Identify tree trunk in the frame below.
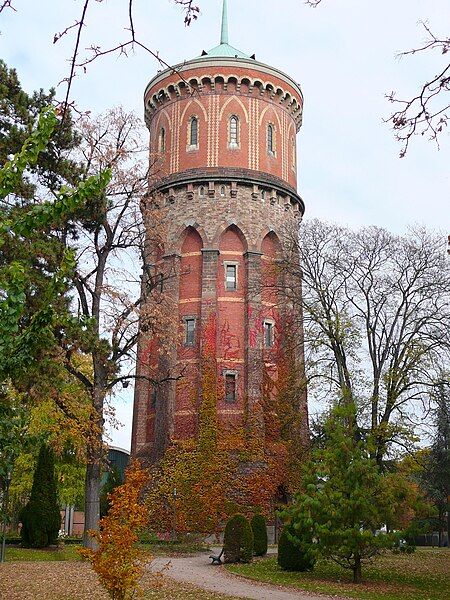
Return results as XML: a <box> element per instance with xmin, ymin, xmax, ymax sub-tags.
<box><xmin>353</xmin><ymin>555</ymin><xmax>362</xmax><ymax>583</ymax></box>
<box><xmin>447</xmin><ymin>499</ymin><xmax>450</xmax><ymax>547</ymax></box>
<box><xmin>83</xmin><ymin>381</ymin><xmax>106</xmax><ymax>549</ymax></box>
<box><xmin>83</xmin><ymin>459</ymin><xmax>101</xmax><ymax>548</ymax></box>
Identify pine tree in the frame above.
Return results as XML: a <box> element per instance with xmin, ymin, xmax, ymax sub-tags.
<box><xmin>20</xmin><ymin>444</ymin><xmax>61</xmax><ymax>547</ymax></box>
<box><xmin>281</xmin><ymin>403</ymin><xmax>394</xmax><ymax>583</ymax></box>
<box><xmin>422</xmin><ymin>381</ymin><xmax>450</xmax><ymax>546</ymax></box>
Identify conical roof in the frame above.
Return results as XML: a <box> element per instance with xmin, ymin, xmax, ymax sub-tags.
<box><xmin>200</xmin><ymin>0</ymin><xmax>252</xmax><ymax>59</ymax></box>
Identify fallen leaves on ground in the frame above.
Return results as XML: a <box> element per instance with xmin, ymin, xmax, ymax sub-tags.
<box><xmin>0</xmin><ymin>560</ymin><xmax>238</xmax><ymax>600</ymax></box>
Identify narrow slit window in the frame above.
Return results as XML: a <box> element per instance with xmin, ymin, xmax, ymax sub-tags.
<box><xmin>229</xmin><ymin>115</ymin><xmax>239</xmax><ymax>147</ymax></box>
<box><xmin>190</xmin><ymin>117</ymin><xmax>198</xmax><ymax>146</ymax></box>
<box><xmin>220</xmin><ymin>185</ymin><xmax>226</xmax><ymax>196</ymax></box>
<box><xmin>151</xmin><ymin>386</ymin><xmax>157</xmax><ymax>408</ymax></box>
<box><xmin>185</xmin><ymin>318</ymin><xmax>196</xmax><ymax>345</ymax></box>
<box><xmin>225</xmin><ymin>264</ymin><xmax>237</xmax><ymax>291</ymax></box>
<box><xmin>159</xmin><ymin>127</ymin><xmax>166</xmax><ymax>152</ymax></box>
<box><xmin>267</xmin><ymin>124</ymin><xmax>274</xmax><ymax>154</ymax></box>
<box><xmin>225</xmin><ymin>373</ymin><xmax>237</xmax><ymax>403</ymax></box>
<box><xmin>263</xmin><ymin>321</ymin><xmax>274</xmax><ymax>348</ymax></box>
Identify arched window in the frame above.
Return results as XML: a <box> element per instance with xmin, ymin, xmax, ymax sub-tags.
<box><xmin>190</xmin><ymin>117</ymin><xmax>198</xmax><ymax>147</ymax></box>
<box><xmin>267</xmin><ymin>124</ymin><xmax>274</xmax><ymax>154</ymax></box>
<box><xmin>229</xmin><ymin>115</ymin><xmax>239</xmax><ymax>147</ymax></box>
<box><xmin>159</xmin><ymin>127</ymin><xmax>166</xmax><ymax>153</ymax></box>
<box><xmin>199</xmin><ymin>185</ymin><xmax>205</xmax><ymax>197</ymax></box>
<box><xmin>220</xmin><ymin>185</ymin><xmax>226</xmax><ymax>196</ymax></box>
<box><xmin>261</xmin><ymin>190</ymin><xmax>266</xmax><ymax>200</ymax></box>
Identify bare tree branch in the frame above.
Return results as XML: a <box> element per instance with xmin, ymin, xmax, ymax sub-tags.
<box><xmin>0</xmin><ymin>0</ymin><xmax>16</xmax><ymax>12</ymax></box>
<box><xmin>386</xmin><ymin>23</ymin><xmax>450</xmax><ymax>157</ymax></box>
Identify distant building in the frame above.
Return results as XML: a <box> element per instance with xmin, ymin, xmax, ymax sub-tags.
<box><xmin>61</xmin><ymin>446</ymin><xmax>130</xmax><ymax>537</ymax></box>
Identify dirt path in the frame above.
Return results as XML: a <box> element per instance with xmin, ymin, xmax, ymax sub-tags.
<box><xmin>151</xmin><ymin>553</ymin><xmax>347</xmax><ymax>600</ymax></box>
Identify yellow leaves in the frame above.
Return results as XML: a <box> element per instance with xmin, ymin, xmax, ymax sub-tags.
<box><xmin>80</xmin><ymin>460</ymin><xmax>153</xmax><ymax>600</ymax></box>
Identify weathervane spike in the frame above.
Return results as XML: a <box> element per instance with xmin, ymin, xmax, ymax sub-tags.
<box><xmin>220</xmin><ymin>0</ymin><xmax>229</xmax><ymax>45</ymax></box>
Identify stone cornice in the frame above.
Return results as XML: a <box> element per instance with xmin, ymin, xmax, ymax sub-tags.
<box><xmin>149</xmin><ymin>167</ymin><xmax>305</xmax><ymax>215</ymax></box>
<box><xmin>145</xmin><ymin>56</ymin><xmax>303</xmax><ymax>102</ymax></box>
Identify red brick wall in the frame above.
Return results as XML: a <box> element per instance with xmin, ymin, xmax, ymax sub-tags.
<box><xmin>146</xmin><ymin>64</ymin><xmax>301</xmax><ymax>190</ymax></box>
<box><xmin>132</xmin><ymin>55</ymin><xmax>308</xmax><ymax>460</ymax></box>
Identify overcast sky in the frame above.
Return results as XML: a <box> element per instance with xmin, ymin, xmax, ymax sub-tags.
<box><xmin>2</xmin><ymin>0</ymin><xmax>449</xmax><ymax>449</ymax></box>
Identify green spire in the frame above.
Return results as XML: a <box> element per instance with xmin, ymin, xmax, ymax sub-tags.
<box><xmin>220</xmin><ymin>0</ymin><xmax>229</xmax><ymax>45</ymax></box>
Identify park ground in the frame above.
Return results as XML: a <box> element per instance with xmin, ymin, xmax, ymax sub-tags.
<box><xmin>0</xmin><ymin>545</ymin><xmax>449</xmax><ymax>600</ymax></box>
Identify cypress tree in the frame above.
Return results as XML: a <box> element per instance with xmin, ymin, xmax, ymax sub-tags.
<box><xmin>20</xmin><ymin>444</ymin><xmax>61</xmax><ymax>547</ymax></box>
<box><xmin>223</xmin><ymin>514</ymin><xmax>253</xmax><ymax>563</ymax></box>
<box><xmin>251</xmin><ymin>513</ymin><xmax>268</xmax><ymax>556</ymax></box>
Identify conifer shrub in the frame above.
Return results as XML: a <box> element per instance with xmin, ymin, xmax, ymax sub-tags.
<box><xmin>20</xmin><ymin>445</ymin><xmax>61</xmax><ymax>548</ymax></box>
<box><xmin>223</xmin><ymin>514</ymin><xmax>254</xmax><ymax>563</ymax></box>
<box><xmin>251</xmin><ymin>513</ymin><xmax>268</xmax><ymax>556</ymax></box>
<box><xmin>277</xmin><ymin>527</ymin><xmax>316</xmax><ymax>572</ymax></box>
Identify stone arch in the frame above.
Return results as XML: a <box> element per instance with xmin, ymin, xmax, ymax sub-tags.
<box><xmin>219</xmin><ymin>95</ymin><xmax>249</xmax><ymax>122</ymax></box>
<box><xmin>181</xmin><ymin>226</ymin><xmax>204</xmax><ymax>253</ymax></box>
<box><xmin>154</xmin><ymin>108</ymin><xmax>172</xmax><ymax>131</ymax></box>
<box><xmin>172</xmin><ymin>222</ymin><xmax>208</xmax><ymax>253</ymax></box>
<box><xmin>212</xmin><ymin>222</ymin><xmax>248</xmax><ymax>251</ymax></box>
<box><xmin>258</xmin><ymin>104</ymin><xmax>282</xmax><ymax>131</ymax></box>
<box><xmin>240</xmin><ymin>77</ymin><xmax>251</xmax><ymax>94</ymax></box>
<box><xmin>261</xmin><ymin>230</ymin><xmax>282</xmax><ymax>258</ymax></box>
<box><xmin>179</xmin><ymin>227</ymin><xmax>203</xmax><ymax>305</ymax></box>
<box><xmin>200</xmin><ymin>76</ymin><xmax>212</xmax><ymax>92</ymax></box>
<box><xmin>253</xmin><ymin>80</ymin><xmax>264</xmax><ymax>96</ymax></box>
<box><xmin>179</xmin><ymin>97</ymin><xmax>208</xmax><ymax>124</ymax></box>
<box><xmin>226</xmin><ymin>75</ymin><xmax>239</xmax><ymax>93</ymax></box>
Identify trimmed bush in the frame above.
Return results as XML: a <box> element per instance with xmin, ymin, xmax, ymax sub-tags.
<box><xmin>277</xmin><ymin>527</ymin><xmax>316</xmax><ymax>572</ymax></box>
<box><xmin>223</xmin><ymin>514</ymin><xmax>254</xmax><ymax>563</ymax></box>
<box><xmin>251</xmin><ymin>514</ymin><xmax>268</xmax><ymax>556</ymax></box>
<box><xmin>20</xmin><ymin>445</ymin><xmax>61</xmax><ymax>548</ymax></box>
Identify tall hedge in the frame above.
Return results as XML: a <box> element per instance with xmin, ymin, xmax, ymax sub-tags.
<box><xmin>277</xmin><ymin>527</ymin><xmax>316</xmax><ymax>572</ymax></box>
<box><xmin>223</xmin><ymin>514</ymin><xmax>254</xmax><ymax>563</ymax></box>
<box><xmin>251</xmin><ymin>514</ymin><xmax>268</xmax><ymax>556</ymax></box>
<box><xmin>20</xmin><ymin>445</ymin><xmax>61</xmax><ymax>548</ymax></box>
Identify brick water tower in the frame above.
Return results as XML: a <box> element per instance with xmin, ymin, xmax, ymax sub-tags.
<box><xmin>132</xmin><ymin>0</ymin><xmax>308</xmax><ymax>466</ymax></box>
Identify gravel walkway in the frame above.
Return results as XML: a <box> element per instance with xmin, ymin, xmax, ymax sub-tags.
<box><xmin>151</xmin><ymin>553</ymin><xmax>347</xmax><ymax>600</ymax></box>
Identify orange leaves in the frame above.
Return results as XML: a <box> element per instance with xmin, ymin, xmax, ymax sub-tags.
<box><xmin>80</xmin><ymin>460</ymin><xmax>152</xmax><ymax>600</ymax></box>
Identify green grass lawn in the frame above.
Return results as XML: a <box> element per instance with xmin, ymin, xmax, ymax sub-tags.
<box><xmin>226</xmin><ymin>547</ymin><xmax>450</xmax><ymax>600</ymax></box>
<box><xmin>5</xmin><ymin>544</ymin><xmax>82</xmax><ymax>561</ymax></box>
<box><xmin>4</xmin><ymin>540</ymin><xmax>209</xmax><ymax>562</ymax></box>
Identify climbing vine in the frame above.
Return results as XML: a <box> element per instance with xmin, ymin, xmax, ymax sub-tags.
<box><xmin>146</xmin><ymin>312</ymin><xmax>307</xmax><ymax>536</ymax></box>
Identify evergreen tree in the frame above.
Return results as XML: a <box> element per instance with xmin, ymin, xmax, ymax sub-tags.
<box><xmin>20</xmin><ymin>444</ymin><xmax>61</xmax><ymax>547</ymax></box>
<box><xmin>277</xmin><ymin>527</ymin><xmax>316</xmax><ymax>572</ymax></box>
<box><xmin>223</xmin><ymin>514</ymin><xmax>253</xmax><ymax>563</ymax></box>
<box><xmin>421</xmin><ymin>381</ymin><xmax>450</xmax><ymax>546</ymax></box>
<box><xmin>251</xmin><ymin>513</ymin><xmax>268</xmax><ymax>556</ymax></box>
<box><xmin>281</xmin><ymin>403</ymin><xmax>394</xmax><ymax>583</ymax></box>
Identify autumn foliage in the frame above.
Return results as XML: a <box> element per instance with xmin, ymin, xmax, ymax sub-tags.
<box><xmin>80</xmin><ymin>460</ymin><xmax>151</xmax><ymax>600</ymax></box>
<box><xmin>146</xmin><ymin>310</ymin><xmax>307</xmax><ymax>536</ymax></box>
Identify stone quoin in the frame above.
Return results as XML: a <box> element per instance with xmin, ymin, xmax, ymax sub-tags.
<box><xmin>131</xmin><ymin>0</ymin><xmax>309</xmax><ymax>469</ymax></box>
